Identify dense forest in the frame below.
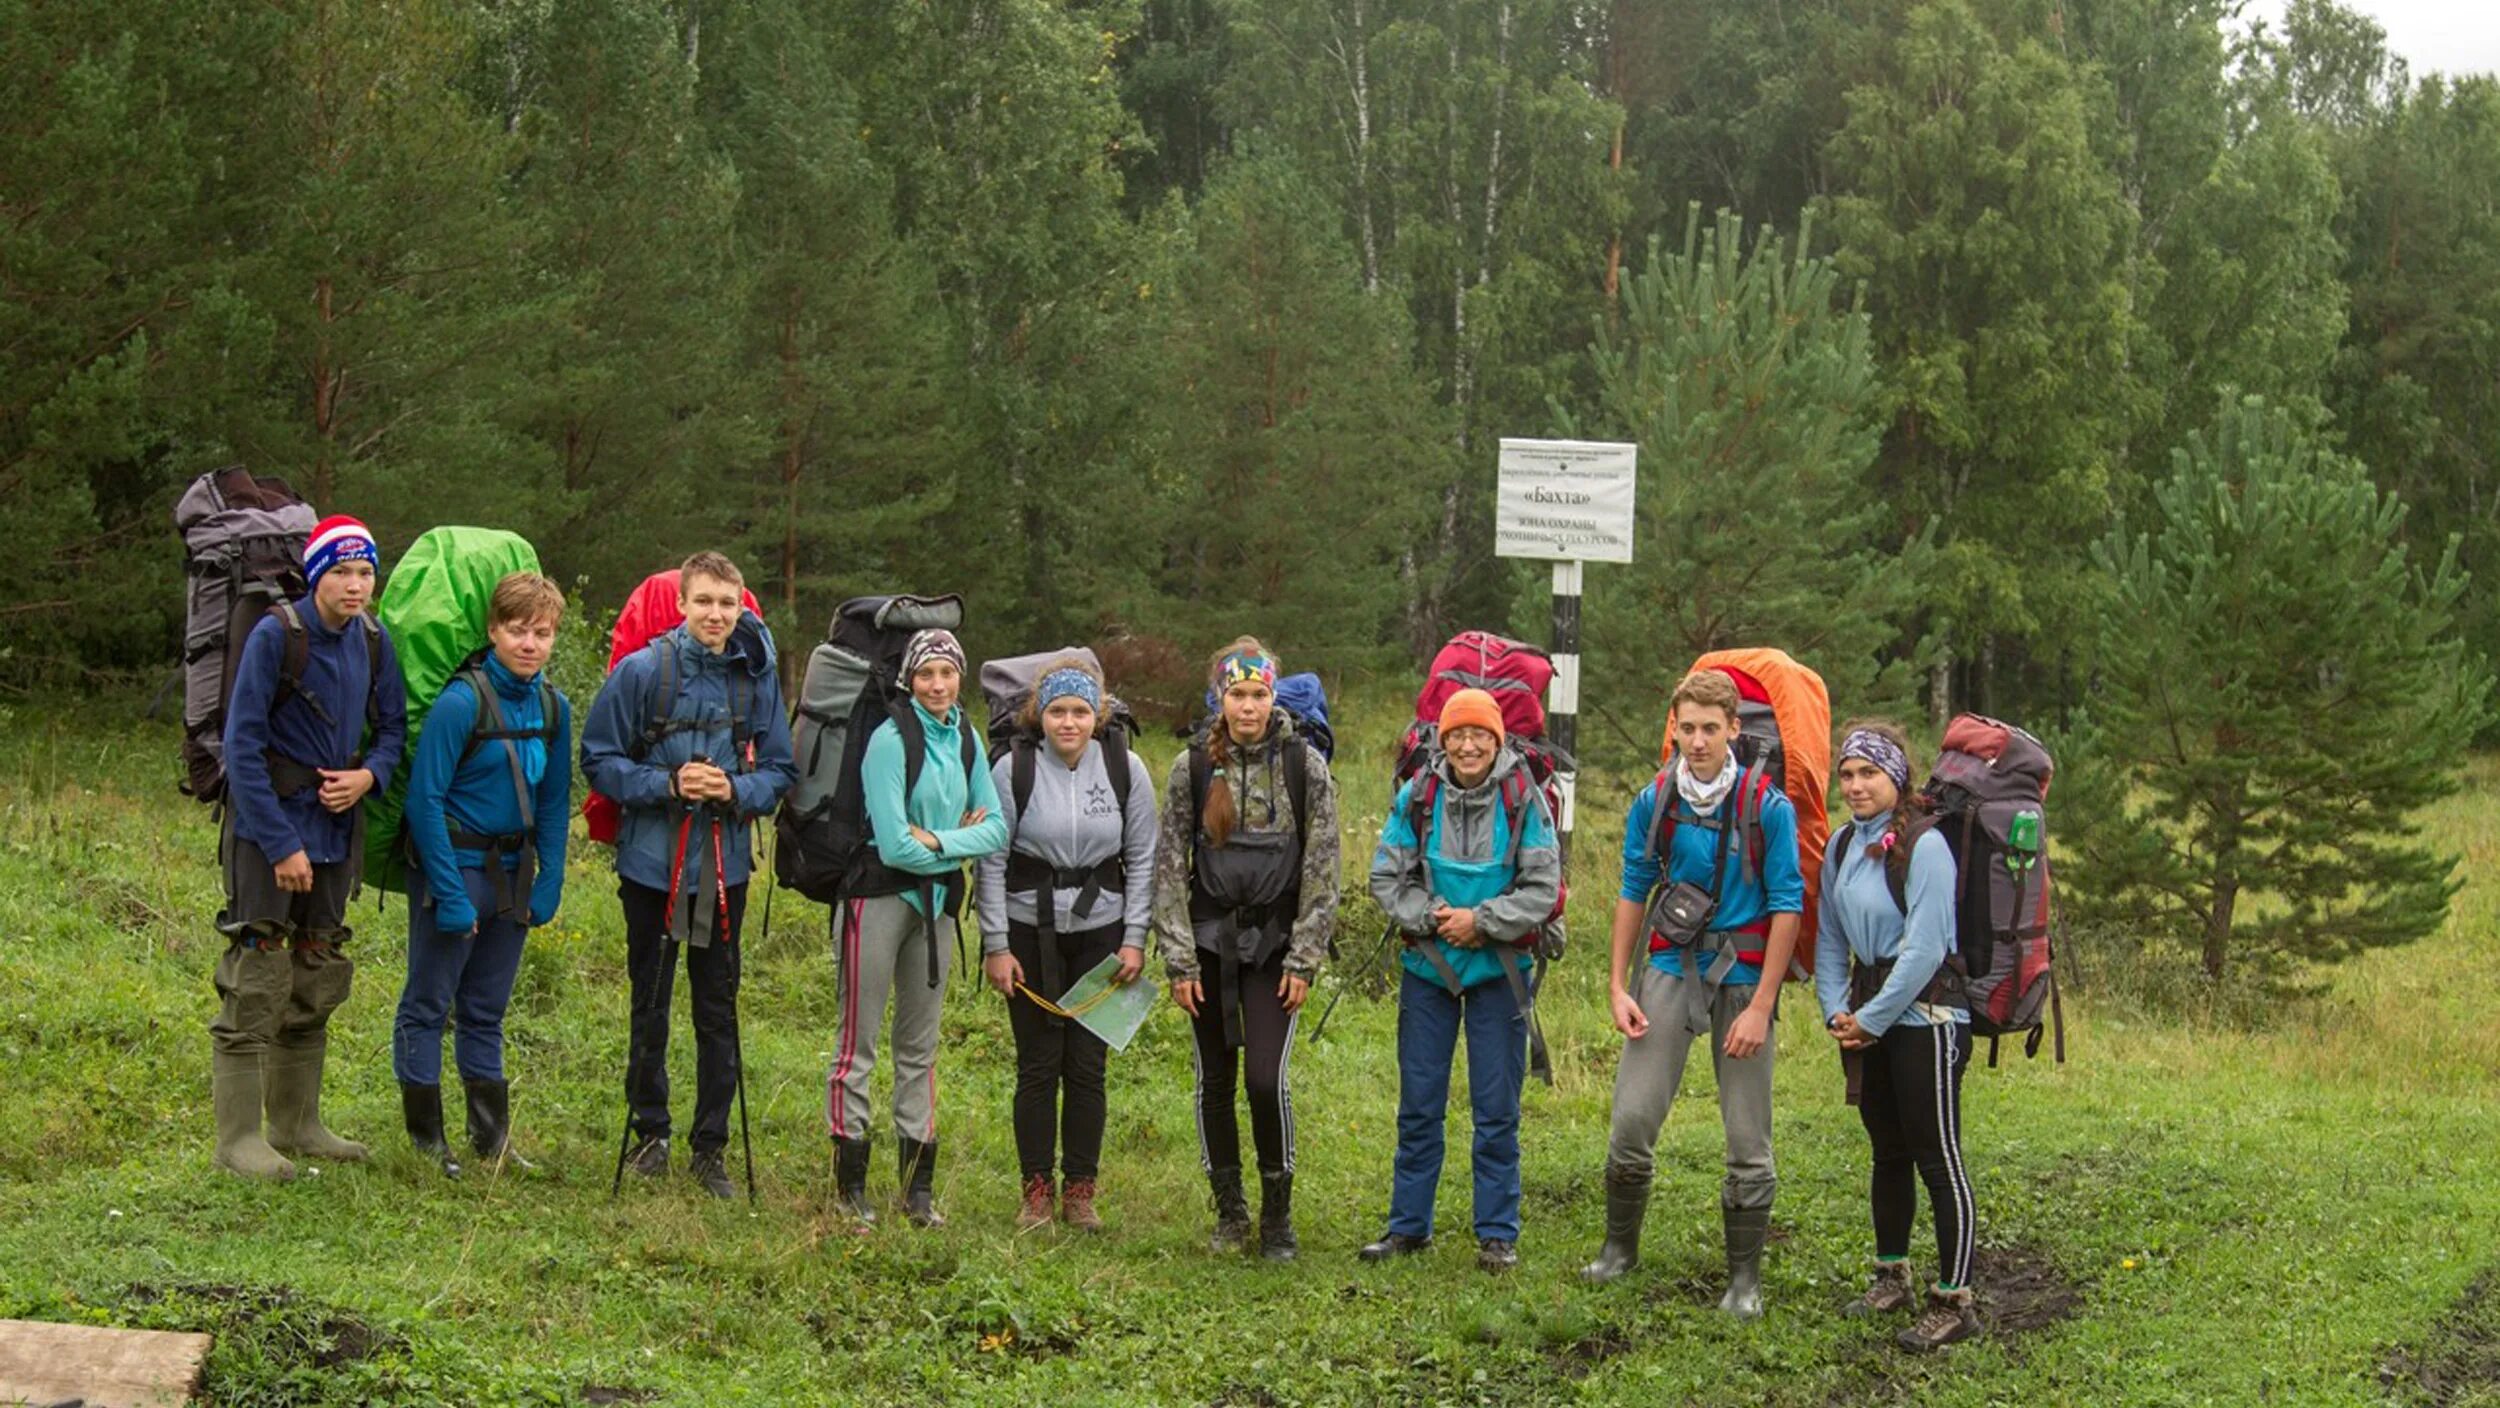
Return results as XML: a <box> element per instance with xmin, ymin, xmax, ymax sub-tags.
<box><xmin>6</xmin><ymin>0</ymin><xmax>2496</xmax><ymax>741</ymax></box>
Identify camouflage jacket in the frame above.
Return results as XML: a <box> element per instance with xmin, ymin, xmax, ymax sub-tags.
<box><xmin>1152</xmin><ymin>713</ymin><xmax>1339</xmax><ymax>980</ymax></box>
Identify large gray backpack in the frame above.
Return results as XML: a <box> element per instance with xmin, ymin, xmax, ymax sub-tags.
<box><xmin>174</xmin><ymin>467</ymin><xmax>319</xmax><ymax>803</ymax></box>
<box><xmin>773</xmin><ymin>594</ymin><xmax>968</xmax><ymax>905</ymax></box>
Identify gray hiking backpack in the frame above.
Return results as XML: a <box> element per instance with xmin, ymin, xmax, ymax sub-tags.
<box><xmin>175</xmin><ymin>467</ymin><xmax>319</xmax><ymax>803</ymax></box>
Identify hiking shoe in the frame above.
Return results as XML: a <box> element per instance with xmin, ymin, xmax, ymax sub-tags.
<box><xmin>1477</xmin><ymin>1239</ymin><xmax>1519</xmax><ymax>1274</ymax></box>
<box><xmin>1898</xmin><ymin>1286</ymin><xmax>1981</xmax><ymax>1351</ymax></box>
<box><xmin>627</xmin><ymin>1134</ymin><xmax>670</xmax><ymax>1180</ymax></box>
<box><xmin>1208</xmin><ymin>1169</ymin><xmax>1252</xmax><ymax>1254</ymax></box>
<box><xmin>1016</xmin><ymin>1174</ymin><xmax>1056</xmax><ymax>1231</ymax></box>
<box><xmin>1358</xmin><ymin>1233</ymin><xmax>1432</xmax><ymax>1263</ymax></box>
<box><xmin>689</xmin><ymin>1149</ymin><xmax>735</xmax><ymax>1200</ymax></box>
<box><xmin>1848</xmin><ymin>1260</ymin><xmax>1916</xmax><ymax>1317</ymax></box>
<box><xmin>1060</xmin><ymin>1179</ymin><xmax>1102</xmax><ymax>1233</ymax></box>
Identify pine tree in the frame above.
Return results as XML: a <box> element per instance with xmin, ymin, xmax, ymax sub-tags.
<box><xmin>1559</xmin><ymin>207</ymin><xmax>1921</xmax><ymax>757</ymax></box>
<box><xmin>2067</xmin><ymin>396</ymin><xmax>2491</xmax><ymax>982</ymax></box>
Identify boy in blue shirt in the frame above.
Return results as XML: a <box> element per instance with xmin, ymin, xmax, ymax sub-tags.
<box><xmin>212</xmin><ymin>514</ymin><xmax>408</xmax><ymax>1180</ymax></box>
<box><xmin>1581</xmin><ymin>669</ymin><xmax>1802</xmax><ymax>1317</ymax></box>
<box><xmin>580</xmin><ymin>552</ymin><xmax>796</xmax><ymax>1198</ymax></box>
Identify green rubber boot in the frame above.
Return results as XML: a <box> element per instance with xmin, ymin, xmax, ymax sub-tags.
<box><xmin>264</xmin><ymin>1036</ymin><xmax>369</xmax><ymax>1163</ymax></box>
<box><xmin>213</xmin><ymin>1051</ymin><xmax>296</xmax><ymax>1181</ymax></box>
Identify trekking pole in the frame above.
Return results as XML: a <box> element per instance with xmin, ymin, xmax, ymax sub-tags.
<box><xmin>1308</xmin><ymin>920</ymin><xmax>1399</xmax><ymax>1045</ymax></box>
<box><xmin>734</xmin><ymin>1011</ymin><xmax>757</xmax><ymax>1205</ymax></box>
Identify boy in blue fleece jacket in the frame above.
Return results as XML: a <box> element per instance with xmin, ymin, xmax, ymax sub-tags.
<box><xmin>1581</xmin><ymin>668</ymin><xmax>1802</xmax><ymax>1320</ymax></box>
<box><xmin>580</xmin><ymin>552</ymin><xmax>796</xmax><ymax>1198</ymax></box>
<box><xmin>393</xmin><ymin>571</ymin><xmax>573</xmax><ymax>1176</ymax></box>
<box><xmin>211</xmin><ymin>514</ymin><xmax>408</xmax><ymax>1181</ymax></box>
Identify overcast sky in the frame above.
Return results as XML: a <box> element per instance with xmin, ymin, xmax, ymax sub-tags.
<box><xmin>2241</xmin><ymin>0</ymin><xmax>2500</xmax><ymax>79</ymax></box>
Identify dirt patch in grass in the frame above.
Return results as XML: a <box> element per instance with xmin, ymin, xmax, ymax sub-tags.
<box><xmin>1973</xmin><ymin>1242</ymin><xmax>2085</xmax><ymax>1338</ymax></box>
<box><xmin>582</xmin><ymin>1386</ymin><xmax>659</xmax><ymax>1405</ymax></box>
<box><xmin>127</xmin><ymin>1280</ymin><xmax>403</xmax><ymax>1369</ymax></box>
<box><xmin>2382</xmin><ymin>1269</ymin><xmax>2500</xmax><ymax>1406</ymax></box>
<box><xmin>1548</xmin><ymin>1324</ymin><xmax>1635</xmax><ymax>1380</ymax></box>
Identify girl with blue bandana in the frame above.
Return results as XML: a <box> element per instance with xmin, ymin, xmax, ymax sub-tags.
<box><xmin>1816</xmin><ymin>718</ymin><xmax>1981</xmax><ymax>1351</ymax></box>
<box><xmin>973</xmin><ymin>656</ymin><xmax>1157</xmax><ymax>1232</ymax></box>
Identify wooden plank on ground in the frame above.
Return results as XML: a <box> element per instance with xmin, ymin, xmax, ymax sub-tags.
<box><xmin>0</xmin><ymin>1319</ymin><xmax>212</xmax><ymax>1408</ymax></box>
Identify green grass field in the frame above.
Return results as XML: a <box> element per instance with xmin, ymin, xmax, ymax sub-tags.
<box><xmin>3</xmin><ymin>698</ymin><xmax>2494</xmax><ymax>1406</ymax></box>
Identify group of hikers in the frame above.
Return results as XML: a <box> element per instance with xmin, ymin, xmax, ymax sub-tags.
<box><xmin>186</xmin><ymin>491</ymin><xmax>2055</xmax><ymax>1354</ymax></box>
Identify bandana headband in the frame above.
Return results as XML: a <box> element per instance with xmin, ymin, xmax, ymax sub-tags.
<box><xmin>1216</xmin><ymin>651</ymin><xmax>1276</xmax><ymax>694</ymax></box>
<box><xmin>1840</xmin><ymin>729</ymin><xmax>1910</xmax><ymax>794</ymax></box>
<box><xmin>1036</xmin><ymin>668</ymin><xmax>1102</xmax><ymax>715</ymax></box>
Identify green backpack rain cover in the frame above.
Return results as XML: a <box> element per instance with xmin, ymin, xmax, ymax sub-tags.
<box><xmin>365</xmin><ymin>526</ymin><xmax>544</xmax><ymax>893</ymax></box>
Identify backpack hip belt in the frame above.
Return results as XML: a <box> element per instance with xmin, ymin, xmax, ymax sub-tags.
<box><xmin>445</xmin><ymin>827</ymin><xmax>534</xmax><ymax>922</ymax></box>
<box><xmin>261</xmin><ymin>749</ymin><xmax>334</xmax><ymax>800</ymax></box>
<box><xmin>1202</xmin><ymin>902</ymin><xmax>1286</xmax><ymax>1051</ymax></box>
<box><xmin>1004</xmin><ymin>852</ymin><xmax>1124</xmax><ymax>1013</ymax></box>
<box><xmin>1847</xmin><ymin>955</ymin><xmax>1967</xmax><ymax>1015</ymax></box>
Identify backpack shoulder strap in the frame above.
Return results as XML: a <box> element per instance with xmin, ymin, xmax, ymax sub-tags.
<box><xmin>893</xmin><ymin>699</ymin><xmax>931</xmax><ymax>803</ymax></box>
<box><xmin>1188</xmin><ymin>736</ymin><xmax>1213</xmax><ymax>835</ymax></box>
<box><xmin>360</xmin><ymin>612</ymin><xmax>382</xmax><ymax>731</ymax></box>
<box><xmin>1499</xmin><ymin>769</ymin><xmax>1532</xmax><ymax>871</ymax></box>
<box><xmin>728</xmin><ymin>668</ymin><xmax>755</xmax><ymax>772</ymax></box>
<box><xmin>1284</xmin><ymin>733</ymin><xmax>1310</xmax><ymax>842</ymax></box>
<box><xmin>637</xmin><ymin>640</ymin><xmax>678</xmax><ymax>753</ymax></box>
<box><xmin>1104</xmin><ymin>726</ymin><xmax>1134</xmax><ymax>834</ymax></box>
<box><xmin>958</xmin><ymin>717</ymin><xmax>978</xmax><ymax>788</ymax></box>
<box><xmin>1407</xmin><ymin>773</ymin><xmax>1440</xmax><ymax>850</ymax></box>
<box><xmin>1011</xmin><ymin>736</ymin><xmax>1038</xmax><ymax>823</ymax></box>
<box><xmin>1646</xmin><ymin>769</ymin><xmax>1675</xmax><ymax>872</ymax></box>
<box><xmin>274</xmin><ymin>602</ymin><xmax>310</xmax><ymax>703</ymax></box>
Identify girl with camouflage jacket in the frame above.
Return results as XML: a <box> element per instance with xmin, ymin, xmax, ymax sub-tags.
<box><xmin>1152</xmin><ymin>637</ymin><xmax>1339</xmax><ymax>1262</ymax></box>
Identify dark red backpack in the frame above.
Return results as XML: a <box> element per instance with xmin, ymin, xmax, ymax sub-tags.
<box><xmin>1923</xmin><ymin>714</ymin><xmax>2063</xmax><ymax>1065</ymax></box>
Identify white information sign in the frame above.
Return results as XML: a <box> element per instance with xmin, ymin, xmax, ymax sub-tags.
<box><xmin>1494</xmin><ymin>438</ymin><xmax>1639</xmax><ymax>563</ymax></box>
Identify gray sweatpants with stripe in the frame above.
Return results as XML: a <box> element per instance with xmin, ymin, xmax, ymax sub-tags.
<box><xmin>1604</xmin><ymin>963</ymin><xmax>1778</xmax><ymax>1210</ymax></box>
<box><xmin>825</xmin><ymin>893</ymin><xmax>956</xmax><ymax>1144</ymax></box>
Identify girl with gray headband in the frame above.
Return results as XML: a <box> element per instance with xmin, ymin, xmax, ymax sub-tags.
<box><xmin>1814</xmin><ymin>719</ymin><xmax>1983</xmax><ymax>1351</ymax></box>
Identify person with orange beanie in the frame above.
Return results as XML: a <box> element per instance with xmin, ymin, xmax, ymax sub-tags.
<box><xmin>1360</xmin><ymin>688</ymin><xmax>1560</xmax><ymax>1272</ymax></box>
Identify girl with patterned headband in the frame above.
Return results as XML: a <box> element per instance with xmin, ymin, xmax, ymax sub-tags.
<box><xmin>1150</xmin><ymin>635</ymin><xmax>1340</xmax><ymax>1263</ymax></box>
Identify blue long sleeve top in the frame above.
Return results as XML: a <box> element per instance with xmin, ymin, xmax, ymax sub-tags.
<box><xmin>861</xmin><ymin>698</ymin><xmax>1009</xmax><ymax>915</ymax></box>
<box><xmin>578</xmin><ymin>618</ymin><xmax>796</xmax><ymax>893</ymax></box>
<box><xmin>221</xmin><ymin>600</ymin><xmax>408</xmax><ymax>865</ymax></box>
<box><xmin>1616</xmin><ymin>766</ymin><xmax>1803</xmax><ymax>986</ymax></box>
<box><xmin>1814</xmin><ymin>816</ymin><xmax>1965</xmax><ymax>1036</ymax></box>
<box><xmin>405</xmin><ymin>653</ymin><xmax>573</xmax><ymax>932</ymax></box>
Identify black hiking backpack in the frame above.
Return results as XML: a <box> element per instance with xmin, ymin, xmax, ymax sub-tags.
<box><xmin>774</xmin><ymin>594</ymin><xmax>973</xmax><ymax>906</ymax></box>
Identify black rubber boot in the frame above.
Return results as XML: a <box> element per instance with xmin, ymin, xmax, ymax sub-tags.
<box><xmin>400</xmin><ymin>1081</ymin><xmax>460</xmax><ymax>1179</ymax></box>
<box><xmin>1581</xmin><ymin>1166</ymin><xmax>1649</xmax><ymax>1284</ymax></box>
<box><xmin>898</xmin><ymin>1136</ymin><xmax>944</xmax><ymax>1227</ymax></box>
<box><xmin>462</xmin><ymin>1076</ymin><xmax>518</xmax><ymax>1167</ymax></box>
<box><xmin>1257</xmin><ymin>1173</ymin><xmax>1298</xmax><ymax>1263</ymax></box>
<box><xmin>1718</xmin><ymin>1204</ymin><xmax>1771</xmax><ymax>1320</ymax></box>
<box><xmin>833</xmin><ymin>1135</ymin><xmax>877</xmax><ymax>1227</ymax></box>
<box><xmin>1208</xmin><ymin>1168</ymin><xmax>1252</xmax><ymax>1254</ymax></box>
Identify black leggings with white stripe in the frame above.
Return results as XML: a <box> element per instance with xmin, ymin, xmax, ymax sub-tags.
<box><xmin>1187</xmin><ymin>954</ymin><xmax>1296</xmax><ymax>1177</ymax></box>
<box><xmin>1858</xmin><ymin>1020</ymin><xmax>1975</xmax><ymax>1287</ymax></box>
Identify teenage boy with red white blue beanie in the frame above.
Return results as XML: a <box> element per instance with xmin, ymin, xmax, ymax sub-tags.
<box><xmin>211</xmin><ymin>514</ymin><xmax>408</xmax><ymax>1180</ymax></box>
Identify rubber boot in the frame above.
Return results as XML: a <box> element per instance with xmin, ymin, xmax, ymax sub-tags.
<box><xmin>833</xmin><ymin>1136</ymin><xmax>877</xmax><ymax>1227</ymax></box>
<box><xmin>1208</xmin><ymin>1168</ymin><xmax>1252</xmax><ymax>1254</ymax></box>
<box><xmin>1580</xmin><ymin>1166</ymin><xmax>1649</xmax><ymax>1284</ymax></box>
<box><xmin>463</xmin><ymin>1076</ymin><xmax>529</xmax><ymax>1170</ymax></box>
<box><xmin>263</xmin><ymin>1036</ymin><xmax>368</xmax><ymax>1162</ymax></box>
<box><xmin>213</xmin><ymin>1051</ymin><xmax>296</xmax><ymax>1182</ymax></box>
<box><xmin>1257</xmin><ymin>1173</ymin><xmax>1298</xmax><ymax>1263</ymax></box>
<box><xmin>1718</xmin><ymin>1204</ymin><xmax>1770</xmax><ymax>1320</ymax></box>
<box><xmin>899</xmin><ymin>1136</ymin><xmax>944</xmax><ymax>1227</ymax></box>
<box><xmin>401</xmin><ymin>1081</ymin><xmax>461</xmax><ymax>1178</ymax></box>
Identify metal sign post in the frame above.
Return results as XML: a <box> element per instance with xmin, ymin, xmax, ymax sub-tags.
<box><xmin>1495</xmin><ymin>437</ymin><xmax>1638</xmax><ymax>862</ymax></box>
